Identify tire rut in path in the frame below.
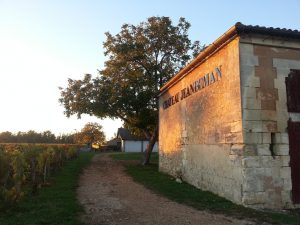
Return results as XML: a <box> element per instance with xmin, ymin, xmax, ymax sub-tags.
<box><xmin>77</xmin><ymin>153</ymin><xmax>255</xmax><ymax>225</ymax></box>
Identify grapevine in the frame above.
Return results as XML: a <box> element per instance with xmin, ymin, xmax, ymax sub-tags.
<box><xmin>0</xmin><ymin>144</ymin><xmax>80</xmax><ymax>209</ymax></box>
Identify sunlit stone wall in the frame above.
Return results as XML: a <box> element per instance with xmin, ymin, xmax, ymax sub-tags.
<box><xmin>159</xmin><ymin>38</ymin><xmax>244</xmax><ymax>204</ymax></box>
<box><xmin>159</xmin><ymin>33</ymin><xmax>300</xmax><ymax>209</ymax></box>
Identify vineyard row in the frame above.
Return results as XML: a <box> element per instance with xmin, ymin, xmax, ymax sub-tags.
<box><xmin>0</xmin><ymin>143</ymin><xmax>81</xmax><ymax>209</ymax></box>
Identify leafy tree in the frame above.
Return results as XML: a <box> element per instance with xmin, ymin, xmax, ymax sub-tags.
<box><xmin>0</xmin><ymin>131</ymin><xmax>14</xmax><ymax>143</ymax></box>
<box><xmin>74</xmin><ymin>122</ymin><xmax>105</xmax><ymax>146</ymax></box>
<box><xmin>59</xmin><ymin>16</ymin><xmax>202</xmax><ymax>164</ymax></box>
<box><xmin>42</xmin><ymin>131</ymin><xmax>56</xmax><ymax>143</ymax></box>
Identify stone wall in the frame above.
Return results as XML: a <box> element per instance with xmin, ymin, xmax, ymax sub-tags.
<box><xmin>239</xmin><ymin>36</ymin><xmax>300</xmax><ymax>208</ymax></box>
<box><xmin>159</xmin><ymin>38</ymin><xmax>245</xmax><ymax>203</ymax></box>
<box><xmin>159</xmin><ymin>33</ymin><xmax>300</xmax><ymax>209</ymax></box>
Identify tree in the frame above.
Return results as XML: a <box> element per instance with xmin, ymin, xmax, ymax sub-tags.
<box><xmin>0</xmin><ymin>131</ymin><xmax>14</xmax><ymax>143</ymax></box>
<box><xmin>74</xmin><ymin>122</ymin><xmax>105</xmax><ymax>146</ymax></box>
<box><xmin>56</xmin><ymin>133</ymin><xmax>76</xmax><ymax>144</ymax></box>
<box><xmin>0</xmin><ymin>130</ymin><xmax>75</xmax><ymax>144</ymax></box>
<box><xmin>59</xmin><ymin>16</ymin><xmax>202</xmax><ymax>164</ymax></box>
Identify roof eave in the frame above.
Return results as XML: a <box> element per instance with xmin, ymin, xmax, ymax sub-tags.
<box><xmin>159</xmin><ymin>22</ymin><xmax>300</xmax><ymax>96</ymax></box>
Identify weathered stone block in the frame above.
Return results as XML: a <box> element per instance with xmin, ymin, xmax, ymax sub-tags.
<box><xmin>275</xmin><ymin>68</ymin><xmax>291</xmax><ymax>78</ymax></box>
<box><xmin>261</xmin><ymin>100</ymin><xmax>277</xmax><ymax>111</ymax></box>
<box><xmin>262</xmin><ymin>121</ymin><xmax>277</xmax><ymax>132</ymax></box>
<box><xmin>262</xmin><ymin>133</ymin><xmax>271</xmax><ymax>144</ymax></box>
<box><xmin>242</xmin><ymin>192</ymin><xmax>266</xmax><ymax>205</ymax></box>
<box><xmin>280</xmin><ymin>167</ymin><xmax>291</xmax><ymax>179</ymax></box>
<box><xmin>260</xmin><ymin>156</ymin><xmax>280</xmax><ymax>168</ymax></box>
<box><xmin>243</xmin><ymin>87</ymin><xmax>257</xmax><ymax>98</ymax></box>
<box><xmin>244</xmin><ymin>109</ymin><xmax>261</xmax><ymax>120</ymax></box>
<box><xmin>256</xmin><ymin>88</ymin><xmax>278</xmax><ymax>101</ymax></box>
<box><xmin>264</xmin><ymin>168</ymin><xmax>273</xmax><ymax>177</ymax></box>
<box><xmin>229</xmin><ymin>154</ymin><xmax>240</xmax><ymax>162</ymax></box>
<box><xmin>283</xmin><ymin>178</ymin><xmax>292</xmax><ymax>190</ymax></box>
<box><xmin>230</xmin><ymin>144</ymin><xmax>244</xmax><ymax>156</ymax></box>
<box><xmin>242</xmin><ymin>180</ymin><xmax>264</xmax><ymax>192</ymax></box>
<box><xmin>276</xmin><ymin>113</ymin><xmax>289</xmax><ymax>132</ymax></box>
<box><xmin>240</xmin><ymin>54</ymin><xmax>259</xmax><ymax>66</ymax></box>
<box><xmin>281</xmin><ymin>133</ymin><xmax>289</xmax><ymax>144</ymax></box>
<box><xmin>251</xmin><ymin>36</ymin><xmax>299</xmax><ymax>47</ymax></box>
<box><xmin>243</xmin><ymin>98</ymin><xmax>261</xmax><ymax>110</ymax></box>
<box><xmin>244</xmin><ymin>121</ymin><xmax>263</xmax><ymax>132</ymax></box>
<box><xmin>280</xmin><ymin>156</ymin><xmax>290</xmax><ymax>167</ymax></box>
<box><xmin>277</xmin><ymin>107</ymin><xmax>288</xmax><ymax>122</ymax></box>
<box><xmin>274</xmin><ymin>77</ymin><xmax>286</xmax><ymax>89</ymax></box>
<box><xmin>242</xmin><ymin>168</ymin><xmax>265</xmax><ymax>192</ymax></box>
<box><xmin>261</xmin><ymin>110</ymin><xmax>277</xmax><ymax>121</ymax></box>
<box><xmin>240</xmin><ymin>43</ymin><xmax>254</xmax><ymax>55</ymax></box>
<box><xmin>232</xmin><ymin>186</ymin><xmax>243</xmax><ymax>203</ymax></box>
<box><xmin>265</xmin><ymin>190</ymin><xmax>283</xmax><ymax>209</ymax></box>
<box><xmin>240</xmin><ymin>66</ymin><xmax>256</xmax><ymax>87</ymax></box>
<box><xmin>242</xmin><ymin>157</ymin><xmax>260</xmax><ymax>168</ymax></box>
<box><xmin>273</xmin><ymin>58</ymin><xmax>300</xmax><ymax>70</ymax></box>
<box><xmin>244</xmin><ymin>132</ymin><xmax>262</xmax><ymax>144</ymax></box>
<box><xmin>241</xmin><ymin>73</ymin><xmax>260</xmax><ymax>88</ymax></box>
<box><xmin>243</xmin><ymin>167</ymin><xmax>265</xmax><ymax>179</ymax></box>
<box><xmin>281</xmin><ymin>190</ymin><xmax>292</xmax><ymax>206</ymax></box>
<box><xmin>277</xmin><ymin>88</ymin><xmax>287</xmax><ymax>103</ymax></box>
<box><xmin>274</xmin><ymin>144</ymin><xmax>289</xmax><ymax>156</ymax></box>
<box><xmin>244</xmin><ymin>144</ymin><xmax>258</xmax><ymax>156</ymax></box>
<box><xmin>257</xmin><ymin>144</ymin><xmax>271</xmax><ymax>156</ymax></box>
<box><xmin>266</xmin><ymin>168</ymin><xmax>282</xmax><ymax>181</ymax></box>
<box><xmin>274</xmin><ymin>81</ymin><xmax>287</xmax><ymax>93</ymax></box>
<box><xmin>249</xmin><ymin>77</ymin><xmax>260</xmax><ymax>88</ymax></box>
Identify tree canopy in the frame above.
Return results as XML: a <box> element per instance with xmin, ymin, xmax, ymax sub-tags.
<box><xmin>59</xmin><ymin>16</ymin><xmax>202</xmax><ymax>164</ymax></box>
<box><xmin>0</xmin><ymin>130</ymin><xmax>75</xmax><ymax>144</ymax></box>
<box><xmin>74</xmin><ymin>122</ymin><xmax>105</xmax><ymax>146</ymax></box>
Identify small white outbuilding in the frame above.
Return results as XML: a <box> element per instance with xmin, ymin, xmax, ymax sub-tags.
<box><xmin>117</xmin><ymin>128</ymin><xmax>158</xmax><ymax>153</ymax></box>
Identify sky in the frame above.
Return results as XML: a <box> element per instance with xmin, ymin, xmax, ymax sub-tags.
<box><xmin>0</xmin><ymin>0</ymin><xmax>299</xmax><ymax>140</ymax></box>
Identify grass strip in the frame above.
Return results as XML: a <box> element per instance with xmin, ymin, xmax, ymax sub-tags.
<box><xmin>0</xmin><ymin>152</ymin><xmax>94</xmax><ymax>225</ymax></box>
<box><xmin>111</xmin><ymin>152</ymin><xmax>300</xmax><ymax>225</ymax></box>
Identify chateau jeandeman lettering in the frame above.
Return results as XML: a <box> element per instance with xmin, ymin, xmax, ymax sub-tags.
<box><xmin>163</xmin><ymin>66</ymin><xmax>222</xmax><ymax>110</ymax></box>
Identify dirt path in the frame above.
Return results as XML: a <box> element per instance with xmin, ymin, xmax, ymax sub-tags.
<box><xmin>77</xmin><ymin>153</ymin><xmax>255</xmax><ymax>225</ymax></box>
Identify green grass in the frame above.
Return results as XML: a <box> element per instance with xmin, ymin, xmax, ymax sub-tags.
<box><xmin>0</xmin><ymin>152</ymin><xmax>94</xmax><ymax>225</ymax></box>
<box><xmin>111</xmin><ymin>152</ymin><xmax>300</xmax><ymax>225</ymax></box>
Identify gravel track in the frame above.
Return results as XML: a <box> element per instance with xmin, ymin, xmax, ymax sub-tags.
<box><xmin>77</xmin><ymin>153</ymin><xmax>256</xmax><ymax>225</ymax></box>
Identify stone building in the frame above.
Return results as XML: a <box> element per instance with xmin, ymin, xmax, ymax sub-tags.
<box><xmin>158</xmin><ymin>23</ymin><xmax>300</xmax><ymax>209</ymax></box>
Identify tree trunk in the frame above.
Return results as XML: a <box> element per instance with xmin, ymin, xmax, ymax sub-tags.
<box><xmin>142</xmin><ymin>126</ymin><xmax>158</xmax><ymax>165</ymax></box>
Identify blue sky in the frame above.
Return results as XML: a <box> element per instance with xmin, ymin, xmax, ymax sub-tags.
<box><xmin>0</xmin><ymin>0</ymin><xmax>299</xmax><ymax>139</ymax></box>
